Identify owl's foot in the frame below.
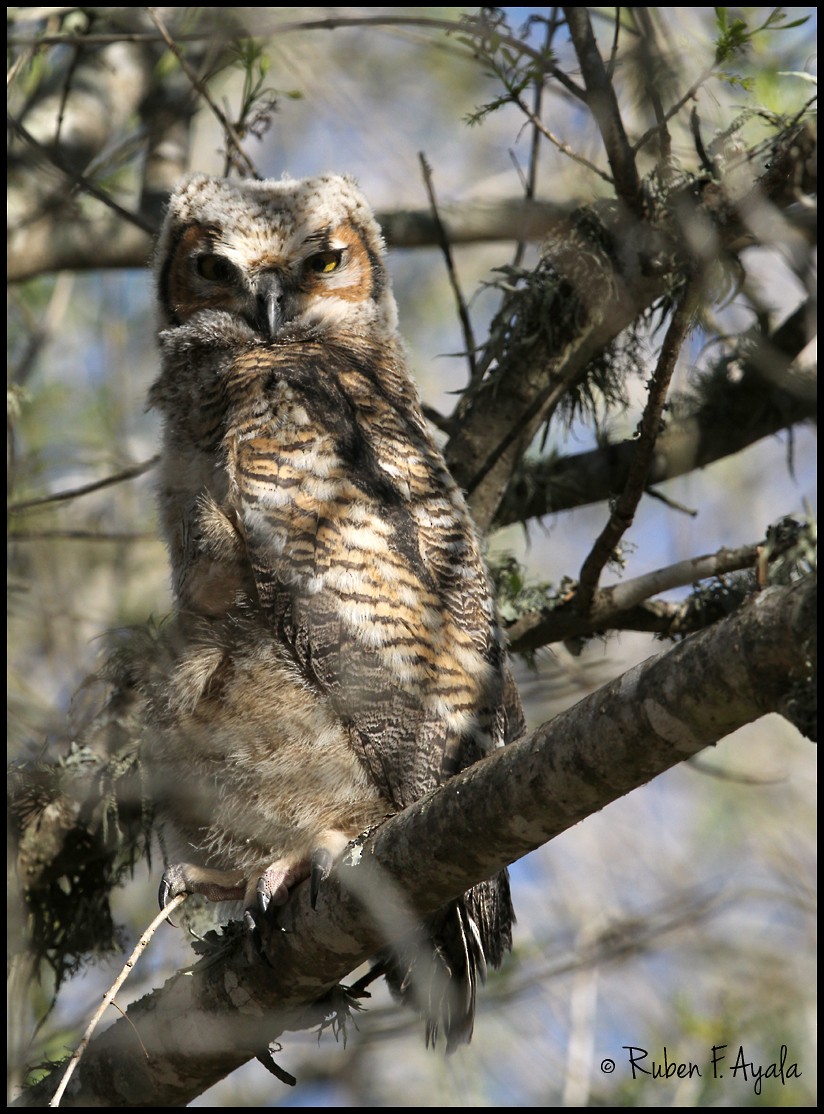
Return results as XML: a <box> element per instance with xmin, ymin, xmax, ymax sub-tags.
<box><xmin>254</xmin><ymin>831</ymin><xmax>352</xmax><ymax>921</ymax></box>
<box><xmin>158</xmin><ymin>862</ymin><xmax>248</xmax><ymax>912</ymax></box>
<box><xmin>158</xmin><ymin>832</ymin><xmax>354</xmax><ymax>927</ymax></box>
<box><xmin>255</xmin><ymin>859</ymin><xmax>311</xmax><ymax>915</ymax></box>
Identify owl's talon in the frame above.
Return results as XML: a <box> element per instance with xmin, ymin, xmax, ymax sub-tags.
<box><xmin>256</xmin><ymin>863</ymin><xmax>297</xmax><ymax>917</ymax></box>
<box><xmin>256</xmin><ymin>875</ymin><xmax>272</xmax><ymax>917</ymax></box>
<box><xmin>310</xmin><ymin>847</ymin><xmax>334</xmax><ymax>909</ymax></box>
<box><xmin>159</xmin><ymin>864</ymin><xmax>186</xmax><ymax>910</ymax></box>
<box><xmin>242</xmin><ymin>910</ymin><xmax>274</xmax><ymax>969</ymax></box>
<box><xmin>159</xmin><ymin>892</ymin><xmax>178</xmax><ymax>927</ymax></box>
<box><xmin>157</xmin><ymin>862</ymin><xmax>247</xmax><ymax>926</ymax></box>
<box><xmin>158</xmin><ymin>864</ymin><xmax>190</xmax><ymax>925</ymax></box>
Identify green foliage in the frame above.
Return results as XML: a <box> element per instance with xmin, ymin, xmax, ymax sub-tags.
<box><xmin>458</xmin><ymin>9</ymin><xmax>555</xmax><ymax>126</ymax></box>
<box><xmin>713</xmin><ymin>7</ymin><xmax>811</xmax><ymax>87</ymax></box>
<box><xmin>714</xmin><ymin>7</ymin><xmax>811</xmax><ymax>63</ymax></box>
<box><xmin>228</xmin><ymin>38</ymin><xmax>301</xmax><ymax>143</ymax></box>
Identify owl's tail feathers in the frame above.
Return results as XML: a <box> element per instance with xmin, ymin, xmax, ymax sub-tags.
<box><xmin>382</xmin><ymin>871</ymin><xmax>514</xmax><ymax>1052</ymax></box>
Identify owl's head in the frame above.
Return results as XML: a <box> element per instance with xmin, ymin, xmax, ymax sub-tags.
<box><xmin>155</xmin><ymin>173</ymin><xmax>398</xmax><ymax>342</ymax></box>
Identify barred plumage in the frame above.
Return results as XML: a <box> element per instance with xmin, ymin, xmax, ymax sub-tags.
<box><xmin>146</xmin><ymin>172</ymin><xmax>524</xmax><ymax>1049</ymax></box>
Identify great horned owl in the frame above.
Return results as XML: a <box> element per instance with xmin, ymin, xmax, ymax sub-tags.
<box><xmin>145</xmin><ymin>172</ymin><xmax>524</xmax><ymax>1049</ymax></box>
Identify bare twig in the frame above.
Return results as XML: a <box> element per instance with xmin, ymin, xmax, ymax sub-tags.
<box><xmin>8</xmin><ymin>456</ymin><xmax>160</xmax><ymax>514</ymax></box>
<box><xmin>631</xmin><ymin>8</ymin><xmax>672</xmax><ymax>170</ymax></box>
<box><xmin>574</xmin><ymin>279</ymin><xmax>698</xmax><ymax>613</ymax></box>
<box><xmin>511</xmin><ymin>91</ymin><xmax>614</xmax><ymax>184</ymax></box>
<box><xmin>417</xmin><ymin>153</ymin><xmax>477</xmax><ymax>382</ymax></box>
<box><xmin>9</xmin><ymin>531</ymin><xmax>156</xmax><ymax>542</ymax></box>
<box><xmin>643</xmin><ymin>486</ymin><xmax>698</xmax><ymax>516</ymax></box>
<box><xmin>8</xmin><ymin>14</ymin><xmax>585</xmax><ymax>100</ymax></box>
<box><xmin>563</xmin><ymin>7</ymin><xmax>642</xmax><ymax>214</ymax></box>
<box><xmin>48</xmin><ymin>894</ymin><xmax>187</xmax><ymax>1108</ymax></box>
<box><xmin>507</xmin><ymin>538</ymin><xmax>768</xmax><ymax>652</ymax></box>
<box><xmin>145</xmin><ymin>8</ymin><xmax>258</xmax><ymax>179</ymax></box>
<box><xmin>605</xmin><ymin>6</ymin><xmax>623</xmax><ymax>79</ymax></box>
<box><xmin>511</xmin><ymin>11</ymin><xmax>559</xmax><ymax>268</ymax></box>
<box><xmin>690</xmin><ymin>103</ymin><xmax>718</xmax><ymax>175</ymax></box>
<box><xmin>7</xmin><ymin>118</ymin><xmax>156</xmax><ymax>234</ymax></box>
<box><xmin>633</xmin><ymin>65</ymin><xmax>717</xmax><ymax>155</ymax></box>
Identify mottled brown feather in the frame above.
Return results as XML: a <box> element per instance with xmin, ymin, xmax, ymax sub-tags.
<box><xmin>145</xmin><ymin>173</ymin><xmax>524</xmax><ymax>1049</ymax></box>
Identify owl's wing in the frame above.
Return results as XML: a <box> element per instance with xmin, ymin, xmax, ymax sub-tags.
<box><xmin>224</xmin><ymin>344</ymin><xmax>512</xmax><ymax>809</ymax></box>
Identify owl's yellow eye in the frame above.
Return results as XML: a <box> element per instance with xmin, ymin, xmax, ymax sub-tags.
<box><xmin>307</xmin><ymin>250</ymin><xmax>343</xmax><ymax>275</ymax></box>
<box><xmin>196</xmin><ymin>254</ymin><xmax>235</xmax><ymax>283</ymax></box>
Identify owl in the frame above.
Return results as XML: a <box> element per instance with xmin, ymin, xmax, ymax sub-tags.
<box><xmin>144</xmin><ymin>172</ymin><xmax>525</xmax><ymax>1050</ymax></box>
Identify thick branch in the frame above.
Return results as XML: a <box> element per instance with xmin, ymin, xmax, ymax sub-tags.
<box><xmin>447</xmin><ymin>126</ymin><xmax>815</xmax><ymax>537</ymax></box>
<box><xmin>7</xmin><ymin>198</ymin><xmax>575</xmax><ymax>282</ymax></box>
<box><xmin>14</xmin><ymin>576</ymin><xmax>814</xmax><ymax>1108</ymax></box>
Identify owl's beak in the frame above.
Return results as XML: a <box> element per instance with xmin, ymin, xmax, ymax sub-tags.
<box><xmin>255</xmin><ymin>274</ymin><xmax>286</xmax><ymax>338</ymax></box>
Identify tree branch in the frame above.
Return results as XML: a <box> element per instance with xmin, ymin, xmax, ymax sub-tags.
<box><xmin>417</xmin><ymin>152</ymin><xmax>477</xmax><ymax>381</ymax></box>
<box><xmin>7</xmin><ymin>196</ymin><xmax>576</xmax><ymax>282</ymax></box>
<box><xmin>447</xmin><ymin>124</ymin><xmax>815</xmax><ymax>536</ymax></box>
<box><xmin>8</xmin><ymin>457</ymin><xmax>160</xmax><ymax>514</ymax></box>
<box><xmin>574</xmin><ymin>278</ymin><xmax>699</xmax><ymax>611</ymax></box>
<box><xmin>510</xmin><ymin>90</ymin><xmax>614</xmax><ymax>185</ymax></box>
<box><xmin>505</xmin><ymin>539</ymin><xmax>776</xmax><ymax>650</ymax></box>
<box><xmin>13</xmin><ymin>576</ymin><xmax>815</xmax><ymax>1108</ymax></box>
<box><xmin>563</xmin><ymin>7</ymin><xmax>642</xmax><ymax>215</ymax></box>
<box><xmin>145</xmin><ymin>8</ymin><xmax>258</xmax><ymax>180</ymax></box>
<box><xmin>7</xmin><ymin>119</ymin><xmax>156</xmax><ymax>235</ymax></box>
<box><xmin>493</xmin><ymin>299</ymin><xmax>816</xmax><ymax>527</ymax></box>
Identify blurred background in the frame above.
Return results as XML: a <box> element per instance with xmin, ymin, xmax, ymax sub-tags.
<box><xmin>7</xmin><ymin>6</ymin><xmax>816</xmax><ymax>1106</ymax></box>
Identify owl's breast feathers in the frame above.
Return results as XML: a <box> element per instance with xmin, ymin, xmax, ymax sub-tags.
<box><xmin>145</xmin><ymin>174</ymin><xmax>520</xmax><ymax>1048</ymax></box>
<box><xmin>185</xmin><ymin>336</ymin><xmax>510</xmax><ymax>805</ymax></box>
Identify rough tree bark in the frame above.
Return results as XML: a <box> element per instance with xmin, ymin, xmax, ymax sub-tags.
<box><xmin>13</xmin><ymin>575</ymin><xmax>815</xmax><ymax>1108</ymax></box>
<box><xmin>7</xmin><ymin>9</ymin><xmax>816</xmax><ymax>1108</ymax></box>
